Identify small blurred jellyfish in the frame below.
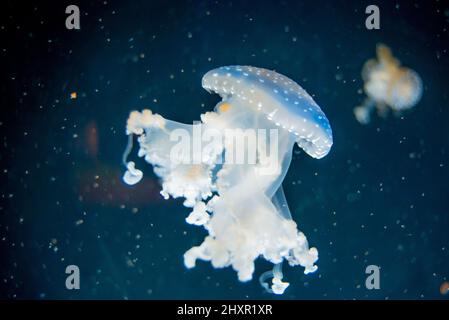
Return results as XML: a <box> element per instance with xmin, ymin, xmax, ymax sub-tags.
<box><xmin>354</xmin><ymin>44</ymin><xmax>423</xmax><ymax>124</ymax></box>
<box><xmin>122</xmin><ymin>66</ymin><xmax>333</xmax><ymax>294</ymax></box>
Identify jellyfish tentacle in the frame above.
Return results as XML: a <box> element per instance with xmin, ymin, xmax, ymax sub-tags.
<box><xmin>259</xmin><ymin>262</ymin><xmax>289</xmax><ymax>295</ymax></box>
<box><xmin>122</xmin><ymin>132</ymin><xmax>144</xmax><ymax>185</ymax></box>
<box><xmin>122</xmin><ymin>134</ymin><xmax>134</xmax><ymax>167</ymax></box>
<box><xmin>123</xmin><ymin>161</ymin><xmax>143</xmax><ymax>185</ymax></box>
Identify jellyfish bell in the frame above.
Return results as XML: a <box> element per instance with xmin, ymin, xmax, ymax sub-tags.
<box><xmin>122</xmin><ymin>66</ymin><xmax>333</xmax><ymax>294</ymax></box>
<box><xmin>354</xmin><ymin>44</ymin><xmax>423</xmax><ymax>124</ymax></box>
<box><xmin>201</xmin><ymin>66</ymin><xmax>333</xmax><ymax>160</ymax></box>
<box><xmin>200</xmin><ymin>66</ymin><xmax>333</xmax><ymax>199</ymax></box>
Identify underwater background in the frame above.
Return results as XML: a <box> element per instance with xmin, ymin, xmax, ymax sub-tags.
<box><xmin>0</xmin><ymin>0</ymin><xmax>448</xmax><ymax>299</ymax></box>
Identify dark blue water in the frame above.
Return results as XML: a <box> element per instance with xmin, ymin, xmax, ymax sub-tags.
<box><xmin>1</xmin><ymin>0</ymin><xmax>448</xmax><ymax>299</ymax></box>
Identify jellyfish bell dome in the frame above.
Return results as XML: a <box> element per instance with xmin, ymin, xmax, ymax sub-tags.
<box><xmin>202</xmin><ymin>66</ymin><xmax>333</xmax><ymax>159</ymax></box>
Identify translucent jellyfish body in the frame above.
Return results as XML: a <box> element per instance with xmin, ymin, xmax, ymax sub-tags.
<box><xmin>123</xmin><ymin>66</ymin><xmax>333</xmax><ymax>294</ymax></box>
<box><xmin>354</xmin><ymin>44</ymin><xmax>423</xmax><ymax>124</ymax></box>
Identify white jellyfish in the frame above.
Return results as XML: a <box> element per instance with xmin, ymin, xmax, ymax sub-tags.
<box><xmin>354</xmin><ymin>44</ymin><xmax>423</xmax><ymax>124</ymax></box>
<box><xmin>122</xmin><ymin>66</ymin><xmax>333</xmax><ymax>294</ymax></box>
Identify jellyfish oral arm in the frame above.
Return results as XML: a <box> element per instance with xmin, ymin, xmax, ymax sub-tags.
<box><xmin>123</xmin><ymin>161</ymin><xmax>143</xmax><ymax>185</ymax></box>
<box><xmin>122</xmin><ymin>110</ymin><xmax>167</xmax><ymax>185</ymax></box>
<box><xmin>123</xmin><ymin>106</ymin><xmax>319</xmax><ymax>291</ymax></box>
<box><xmin>259</xmin><ymin>262</ymin><xmax>289</xmax><ymax>295</ymax></box>
<box><xmin>184</xmin><ymin>103</ymin><xmax>319</xmax><ymax>285</ymax></box>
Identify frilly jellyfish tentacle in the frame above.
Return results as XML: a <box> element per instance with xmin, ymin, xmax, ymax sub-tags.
<box><xmin>122</xmin><ymin>109</ymin><xmax>220</xmax><ymax>205</ymax></box>
<box><xmin>123</xmin><ymin>161</ymin><xmax>143</xmax><ymax>185</ymax></box>
<box><xmin>121</xmin><ymin>132</ymin><xmax>150</xmax><ymax>186</ymax></box>
<box><xmin>122</xmin><ymin>133</ymin><xmax>144</xmax><ymax>185</ymax></box>
<box><xmin>259</xmin><ymin>262</ymin><xmax>289</xmax><ymax>295</ymax></box>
